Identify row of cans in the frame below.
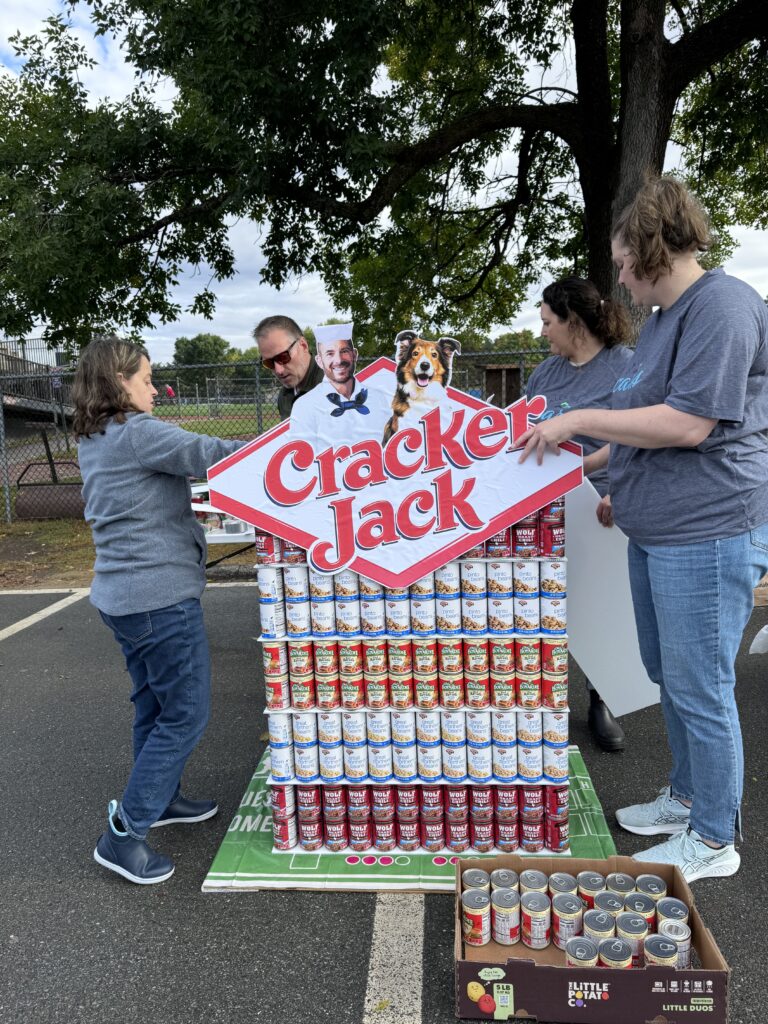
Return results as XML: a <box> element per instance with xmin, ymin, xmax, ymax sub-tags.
<box><xmin>263</xmin><ymin>636</ymin><xmax>568</xmax><ymax>680</ymax></box>
<box><xmin>258</xmin><ymin>560</ymin><xmax>566</xmax><ymax>605</ymax></box>
<box><xmin>267</xmin><ymin>670</ymin><xmax>568</xmax><ymax>712</ymax></box>
<box><xmin>268</xmin><ymin>736</ymin><xmax>569</xmax><ymax>784</ymax></box>
<box><xmin>272</xmin><ymin>807</ymin><xmax>569</xmax><ymax>854</ymax></box>
<box><xmin>269</xmin><ymin>709</ymin><xmax>569</xmax><ymax>747</ymax></box>
<box><xmin>259</xmin><ymin>592</ymin><xmax>566</xmax><ymax>638</ymax></box>
<box><xmin>271</xmin><ymin>782</ymin><xmax>568</xmax><ymax>823</ymax></box>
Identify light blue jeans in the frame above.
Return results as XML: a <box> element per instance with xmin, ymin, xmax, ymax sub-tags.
<box><xmin>627</xmin><ymin>526</ymin><xmax>768</xmax><ymax>845</ymax></box>
<box><xmin>99</xmin><ymin>598</ymin><xmax>212</xmax><ymax>839</ymax></box>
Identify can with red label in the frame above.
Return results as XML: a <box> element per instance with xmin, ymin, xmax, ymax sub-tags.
<box><xmin>315</xmin><ymin>675</ymin><xmax>341</xmax><ymax>709</ymax></box>
<box><xmin>310</xmin><ymin>600</ymin><xmax>335</xmax><ymax>637</ymax></box>
<box><xmin>298</xmin><ymin>817</ymin><xmax>324</xmax><ymax>851</ymax></box>
<box><xmin>495</xmin><ymin>785</ymin><xmax>519</xmax><ymax>820</ymax></box>
<box><xmin>490</xmin><ymin>637</ymin><xmax>516</xmax><ymax>674</ymax></box>
<box><xmin>347</xmin><ymin>785</ymin><xmax>372</xmax><ymax>820</ymax></box>
<box><xmin>389</xmin><ymin>676</ymin><xmax>414</xmax><ymax>709</ymax></box>
<box><xmin>470</xmin><ymin>816</ymin><xmax>495</xmax><ymax>852</ymax></box>
<box><xmin>470</xmin><ymin>785</ymin><xmax>496</xmax><ymax>819</ymax></box>
<box><xmin>495</xmin><ymin>818</ymin><xmax>520</xmax><ymax>853</ymax></box>
<box><xmin>270</xmin><ymin>784</ymin><xmax>297</xmax><ymax>820</ymax></box>
<box><xmin>373</xmin><ymin>818</ymin><xmax>397</xmax><ymax>851</ymax></box>
<box><xmin>289</xmin><ymin>674</ymin><xmax>315</xmax><ymax>710</ymax></box>
<box><xmin>349</xmin><ymin>816</ymin><xmax>373</xmax><ymax>851</ymax></box>
<box><xmin>512</xmin><ymin>525</ymin><xmax>539</xmax><ymax>558</ymax></box>
<box><xmin>338</xmin><ymin>639</ymin><xmax>364</xmax><ymax>676</ymax></box>
<box><xmin>265</xmin><ymin>675</ymin><xmax>291</xmax><ymax>710</ymax></box>
<box><xmin>296</xmin><ymin>784</ymin><xmax>322</xmax><ymax>819</ymax></box>
<box><xmin>463</xmin><ymin>638</ymin><xmax>489</xmax><ymax>674</ymax></box>
<box><xmin>434</xmin><ymin>561</ymin><xmax>461</xmax><ymax>598</ymax></box>
<box><xmin>421</xmin><ymin>785</ymin><xmax>444</xmax><ymax>819</ymax></box>
<box><xmin>309</xmin><ymin>569</ymin><xmax>334</xmax><ymax>601</ymax></box>
<box><xmin>546</xmin><ymin>815</ymin><xmax>570</xmax><ymax>852</ymax></box>
<box><xmin>462</xmin><ymin>889</ymin><xmax>491</xmax><ymax>947</ymax></box>
<box><xmin>371</xmin><ymin>785</ymin><xmax>396</xmax><ymax>819</ymax></box>
<box><xmin>341</xmin><ymin>673</ymin><xmax>365</xmax><ymax>710</ymax></box>
<box><xmin>254</xmin><ymin>533</ymin><xmax>281</xmax><ymax>565</ymax></box>
<box><xmin>438</xmin><ymin>637</ymin><xmax>463</xmax><ymax>674</ymax></box>
<box><xmin>313</xmin><ymin>640</ymin><xmax>338</xmax><ymax>676</ymax></box>
<box><xmin>362</xmin><ymin>638</ymin><xmax>388</xmax><ymax>676</ymax></box>
<box><xmin>515</xmin><ymin>638</ymin><xmax>541</xmax><ymax>674</ymax></box>
<box><xmin>365</xmin><ymin>674</ymin><xmax>390</xmax><ymax>709</ymax></box>
<box><xmin>552</xmin><ymin>893</ymin><xmax>583</xmax><ymax>949</ymax></box>
<box><xmin>439</xmin><ymin>674</ymin><xmax>464</xmax><ymax>709</ymax></box>
<box><xmin>273</xmin><ymin>814</ymin><xmax>298</xmax><ymax>850</ymax></box>
<box><xmin>420</xmin><ymin>816</ymin><xmax>445</xmax><ymax>852</ymax></box>
<box><xmin>396</xmin><ymin>784</ymin><xmax>419</xmax><ymax>820</ymax></box>
<box><xmin>444</xmin><ymin>785</ymin><xmax>469</xmax><ymax>820</ymax></box>
<box><xmin>540</xmin><ymin>518</ymin><xmax>565</xmax><ymax>557</ymax></box>
<box><xmin>323</xmin><ymin>784</ymin><xmax>349</xmax><ymax>817</ymax></box>
<box><xmin>323</xmin><ymin>816</ymin><xmax>349</xmax><ymax>852</ymax></box>
<box><xmin>513</xmin><ymin>559</ymin><xmax>540</xmax><ymax>596</ymax></box>
<box><xmin>520</xmin><ymin>818</ymin><xmax>545</xmax><ymax>853</ymax></box>
<box><xmin>414</xmin><ymin>673</ymin><xmax>439</xmax><ymax>709</ymax></box>
<box><xmin>541</xmin><ymin>638</ymin><xmax>568</xmax><ymax>674</ymax></box>
<box><xmin>387</xmin><ymin>638</ymin><xmax>412</xmax><ymax>676</ymax></box>
<box><xmin>545</xmin><ymin>785</ymin><xmax>569</xmax><ymax>822</ymax></box>
<box><xmin>520</xmin><ymin>785</ymin><xmax>545</xmax><ymax>820</ymax></box>
<box><xmin>263</xmin><ymin>642</ymin><xmax>289</xmax><ymax>677</ymax></box>
<box><xmin>446</xmin><ymin>817</ymin><xmax>470</xmax><ymax>852</ymax></box>
<box><xmin>486</xmin><ymin>529</ymin><xmax>512</xmax><ymax>559</ymax></box>
<box><xmin>465</xmin><ymin>673</ymin><xmax>491</xmax><ymax>709</ymax></box>
<box><xmin>491</xmin><ymin>672</ymin><xmax>516</xmax><ymax>709</ymax></box>
<box><xmin>412</xmin><ymin>638</ymin><xmax>438</xmax><ymax>675</ymax></box>
<box><xmin>281</xmin><ymin>540</ymin><xmax>307</xmax><ymax>564</ymax></box>
<box><xmin>542</xmin><ymin>672</ymin><xmax>568</xmax><ymax>709</ymax></box>
<box><xmin>396</xmin><ymin>817</ymin><xmax>420</xmax><ymax>851</ymax></box>
<box><xmin>515</xmin><ymin>671</ymin><xmax>541</xmax><ymax>708</ymax></box>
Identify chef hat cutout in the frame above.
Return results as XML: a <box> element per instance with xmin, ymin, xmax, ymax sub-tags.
<box><xmin>314</xmin><ymin>323</ymin><xmax>354</xmax><ymax>349</ymax></box>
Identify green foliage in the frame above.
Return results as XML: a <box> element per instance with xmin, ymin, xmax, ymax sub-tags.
<box><xmin>0</xmin><ymin>1</ymin><xmax>765</xmax><ymax>344</ymax></box>
<box><xmin>172</xmin><ymin>332</ymin><xmax>232</xmax><ymax>386</ymax></box>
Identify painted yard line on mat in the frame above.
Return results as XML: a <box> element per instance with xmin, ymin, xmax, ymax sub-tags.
<box><xmin>0</xmin><ymin>588</ymin><xmax>90</xmax><ymax>643</ymax></box>
<box><xmin>362</xmin><ymin>892</ymin><xmax>425</xmax><ymax>1024</ymax></box>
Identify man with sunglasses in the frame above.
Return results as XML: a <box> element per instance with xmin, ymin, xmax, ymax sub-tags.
<box><xmin>253</xmin><ymin>315</ymin><xmax>325</xmax><ymax>421</ymax></box>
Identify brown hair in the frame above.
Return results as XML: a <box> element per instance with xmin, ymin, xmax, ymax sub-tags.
<box><xmin>612</xmin><ymin>176</ymin><xmax>713</xmax><ymax>281</ymax></box>
<box><xmin>541</xmin><ymin>277</ymin><xmax>631</xmax><ymax>349</ymax></box>
<box><xmin>72</xmin><ymin>336</ymin><xmax>150</xmax><ymax>439</ymax></box>
<box><xmin>252</xmin><ymin>315</ymin><xmax>303</xmax><ymax>345</ymax></box>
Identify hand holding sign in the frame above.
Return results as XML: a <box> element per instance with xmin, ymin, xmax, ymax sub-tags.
<box><xmin>515</xmin><ymin>410</ymin><xmax>581</xmax><ymax>465</ymax></box>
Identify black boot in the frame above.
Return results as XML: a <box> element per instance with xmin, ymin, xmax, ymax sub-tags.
<box><xmin>587</xmin><ymin>687</ymin><xmax>625</xmax><ymax>752</ymax></box>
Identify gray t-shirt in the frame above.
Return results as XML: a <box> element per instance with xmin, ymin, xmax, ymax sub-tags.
<box><xmin>526</xmin><ymin>345</ymin><xmax>634</xmax><ymax>497</ymax></box>
<box><xmin>608</xmin><ymin>268</ymin><xmax>768</xmax><ymax>545</ymax></box>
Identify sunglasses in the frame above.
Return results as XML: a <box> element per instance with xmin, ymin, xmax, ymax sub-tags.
<box><xmin>262</xmin><ymin>337</ymin><xmax>300</xmax><ymax>370</ymax></box>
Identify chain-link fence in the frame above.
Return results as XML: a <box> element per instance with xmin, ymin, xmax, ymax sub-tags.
<box><xmin>0</xmin><ymin>345</ymin><xmax>548</xmax><ymax>521</ymax></box>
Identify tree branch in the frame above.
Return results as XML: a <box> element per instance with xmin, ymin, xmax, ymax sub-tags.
<box><xmin>117</xmin><ymin>192</ymin><xmax>234</xmax><ymax>246</ymax></box>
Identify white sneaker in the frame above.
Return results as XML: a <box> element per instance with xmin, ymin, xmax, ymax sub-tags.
<box><xmin>616</xmin><ymin>786</ymin><xmax>691</xmax><ymax>836</ymax></box>
<box><xmin>632</xmin><ymin>828</ymin><xmax>740</xmax><ymax>883</ymax></box>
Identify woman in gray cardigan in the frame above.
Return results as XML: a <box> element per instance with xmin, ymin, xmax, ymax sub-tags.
<box><xmin>74</xmin><ymin>337</ymin><xmax>245</xmax><ymax>884</ymax></box>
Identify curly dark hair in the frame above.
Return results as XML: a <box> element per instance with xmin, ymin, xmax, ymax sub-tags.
<box><xmin>541</xmin><ymin>277</ymin><xmax>631</xmax><ymax>349</ymax></box>
<box><xmin>72</xmin><ymin>337</ymin><xmax>150</xmax><ymax>439</ymax></box>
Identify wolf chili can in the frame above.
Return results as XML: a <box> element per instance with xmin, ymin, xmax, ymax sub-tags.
<box><xmin>462</xmin><ymin>889</ymin><xmax>491</xmax><ymax>947</ymax></box>
<box><xmin>519</xmin><ymin>818</ymin><xmax>545</xmax><ymax>852</ymax></box>
<box><xmin>513</xmin><ymin>526</ymin><xmax>540</xmax><ymax>559</ymax></box>
<box><xmin>494</xmin><ymin>818</ymin><xmax>520</xmax><ymax>853</ymax></box>
<box><xmin>349</xmin><ymin>817</ymin><xmax>373</xmax><ymax>851</ymax></box>
<box><xmin>486</xmin><ymin>530</ymin><xmax>512</xmax><ymax>559</ymax></box>
<box><xmin>545</xmin><ymin>785</ymin><xmax>569</xmax><ymax>822</ymax></box>
<box><xmin>371</xmin><ymin>784</ymin><xmax>395</xmax><ymax>819</ymax></box>
<box><xmin>552</xmin><ymin>893</ymin><xmax>583</xmax><ymax>949</ymax></box>
<box><xmin>373</xmin><ymin>818</ymin><xmax>397</xmax><ymax>851</ymax></box>
<box><xmin>469</xmin><ymin>816</ymin><xmax>495</xmax><ymax>852</ymax></box>
<box><xmin>323</xmin><ymin>816</ymin><xmax>349</xmax><ymax>852</ymax></box>
<box><xmin>396</xmin><ymin>784</ymin><xmax>419</xmax><ymax>819</ymax></box>
<box><xmin>396</xmin><ymin>817</ymin><xmax>420</xmax><ymax>851</ymax></box>
<box><xmin>546</xmin><ymin>815</ymin><xmax>570</xmax><ymax>852</ymax></box>
<box><xmin>420</xmin><ymin>784</ymin><xmax>444</xmax><ymax>819</ymax></box>
<box><xmin>265</xmin><ymin>675</ymin><xmax>291</xmax><ymax>710</ymax></box>
<box><xmin>270</xmin><ymin>784</ymin><xmax>296</xmax><ymax>820</ymax></box>
<box><xmin>272</xmin><ymin>814</ymin><xmax>298</xmax><ymax>851</ymax></box>
<box><xmin>519</xmin><ymin>785</ymin><xmax>544</xmax><ymax>820</ymax></box>
<box><xmin>490</xmin><ymin>637</ymin><xmax>516</xmax><ymax>673</ymax></box>
<box><xmin>387</xmin><ymin>638</ymin><xmax>412</xmax><ymax>676</ymax></box>
<box><xmin>280</xmin><ymin>540</ymin><xmax>306</xmax><ymax>564</ymax></box>
<box><xmin>420</xmin><ymin>816</ymin><xmax>445</xmax><ymax>852</ymax></box>
<box><xmin>521</xmin><ymin>892</ymin><xmax>551</xmax><ymax>949</ymax></box>
<box><xmin>295</xmin><ymin>784</ymin><xmax>321</xmax><ymax>818</ymax></box>
<box><xmin>495</xmin><ymin>785</ymin><xmax>518</xmax><ymax>821</ymax></box>
<box><xmin>542</xmin><ymin>638</ymin><xmax>568</xmax><ymax>674</ymax></box>
<box><xmin>254</xmin><ymin>532</ymin><xmax>281</xmax><ymax>565</ymax></box>
<box><xmin>262</xmin><ymin>641</ymin><xmax>289</xmax><ymax>677</ymax></box>
<box><xmin>542</xmin><ymin>672</ymin><xmax>568</xmax><ymax>709</ymax></box>
<box><xmin>444</xmin><ymin>785</ymin><xmax>469</xmax><ymax>820</ymax></box>
<box><xmin>492</xmin><ymin>889</ymin><xmax>521</xmax><ymax>945</ymax></box>
<box><xmin>298</xmin><ymin>817</ymin><xmax>324</xmax><ymax>851</ymax></box>
<box><xmin>491</xmin><ymin>672</ymin><xmax>516</xmax><ymax>709</ymax></box>
<box><xmin>445</xmin><ymin>817</ymin><xmax>470</xmax><ymax>852</ymax></box>
<box><xmin>347</xmin><ymin>785</ymin><xmax>371</xmax><ymax>820</ymax></box>
<box><xmin>539</xmin><ymin>518</ymin><xmax>565</xmax><ymax>557</ymax></box>
<box><xmin>470</xmin><ymin>784</ymin><xmax>495</xmax><ymax>819</ymax></box>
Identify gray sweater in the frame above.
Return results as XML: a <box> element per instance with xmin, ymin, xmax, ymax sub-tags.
<box><xmin>79</xmin><ymin>413</ymin><xmax>243</xmax><ymax>615</ymax></box>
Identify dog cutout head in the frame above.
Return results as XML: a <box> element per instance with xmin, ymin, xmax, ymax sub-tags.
<box><xmin>393</xmin><ymin>331</ymin><xmax>461</xmax><ymax>393</ymax></box>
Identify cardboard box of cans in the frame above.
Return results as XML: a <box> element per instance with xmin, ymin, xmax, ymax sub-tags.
<box><xmin>454</xmin><ymin>854</ymin><xmax>729</xmax><ymax>1024</ymax></box>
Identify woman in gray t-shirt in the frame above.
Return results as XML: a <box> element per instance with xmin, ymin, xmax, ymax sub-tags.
<box><xmin>526</xmin><ymin>277</ymin><xmax>633</xmax><ymax>753</ymax></box>
<box><xmin>518</xmin><ymin>177</ymin><xmax>768</xmax><ymax>884</ymax></box>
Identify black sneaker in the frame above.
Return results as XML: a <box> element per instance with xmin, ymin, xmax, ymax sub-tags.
<box><xmin>151</xmin><ymin>796</ymin><xmax>218</xmax><ymax>828</ymax></box>
<box><xmin>93</xmin><ymin>800</ymin><xmax>175</xmax><ymax>884</ymax></box>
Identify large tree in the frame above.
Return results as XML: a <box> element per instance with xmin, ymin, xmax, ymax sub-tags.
<box><xmin>0</xmin><ymin>1</ymin><xmax>765</xmax><ymax>346</ymax></box>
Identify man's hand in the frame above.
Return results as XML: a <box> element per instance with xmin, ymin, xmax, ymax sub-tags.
<box><xmin>596</xmin><ymin>494</ymin><xmax>614</xmax><ymax>527</ymax></box>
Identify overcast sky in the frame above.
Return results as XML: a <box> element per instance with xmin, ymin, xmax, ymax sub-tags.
<box><xmin>2</xmin><ymin>2</ymin><xmax>766</xmax><ymax>364</ymax></box>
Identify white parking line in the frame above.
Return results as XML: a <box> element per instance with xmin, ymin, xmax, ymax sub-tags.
<box><xmin>0</xmin><ymin>589</ymin><xmax>90</xmax><ymax>642</ymax></box>
<box><xmin>362</xmin><ymin>893</ymin><xmax>425</xmax><ymax>1024</ymax></box>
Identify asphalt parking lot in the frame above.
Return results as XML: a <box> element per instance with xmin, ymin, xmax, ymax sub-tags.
<box><xmin>1</xmin><ymin>582</ymin><xmax>766</xmax><ymax>1024</ymax></box>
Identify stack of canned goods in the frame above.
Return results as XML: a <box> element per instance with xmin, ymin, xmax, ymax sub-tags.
<box><xmin>269</xmin><ymin>781</ymin><xmax>570</xmax><ymax>854</ymax></box>
<box><xmin>460</xmin><ymin>863</ymin><xmax>692</xmax><ymax>970</ymax></box>
<box><xmin>266</xmin><ymin>707</ymin><xmax>568</xmax><ymax>786</ymax></box>
<box><xmin>263</xmin><ymin>636</ymin><xmax>569</xmax><ymax>712</ymax></box>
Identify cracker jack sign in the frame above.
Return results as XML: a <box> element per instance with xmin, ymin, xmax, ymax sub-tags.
<box><xmin>208</xmin><ymin>329</ymin><xmax>583</xmax><ymax>587</ymax></box>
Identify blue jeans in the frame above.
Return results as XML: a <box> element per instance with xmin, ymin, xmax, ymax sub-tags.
<box><xmin>628</xmin><ymin>526</ymin><xmax>768</xmax><ymax>845</ymax></box>
<box><xmin>99</xmin><ymin>598</ymin><xmax>212</xmax><ymax>839</ymax></box>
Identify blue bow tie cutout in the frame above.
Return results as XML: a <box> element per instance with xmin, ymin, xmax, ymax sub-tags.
<box><xmin>327</xmin><ymin>388</ymin><xmax>370</xmax><ymax>416</ymax></box>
